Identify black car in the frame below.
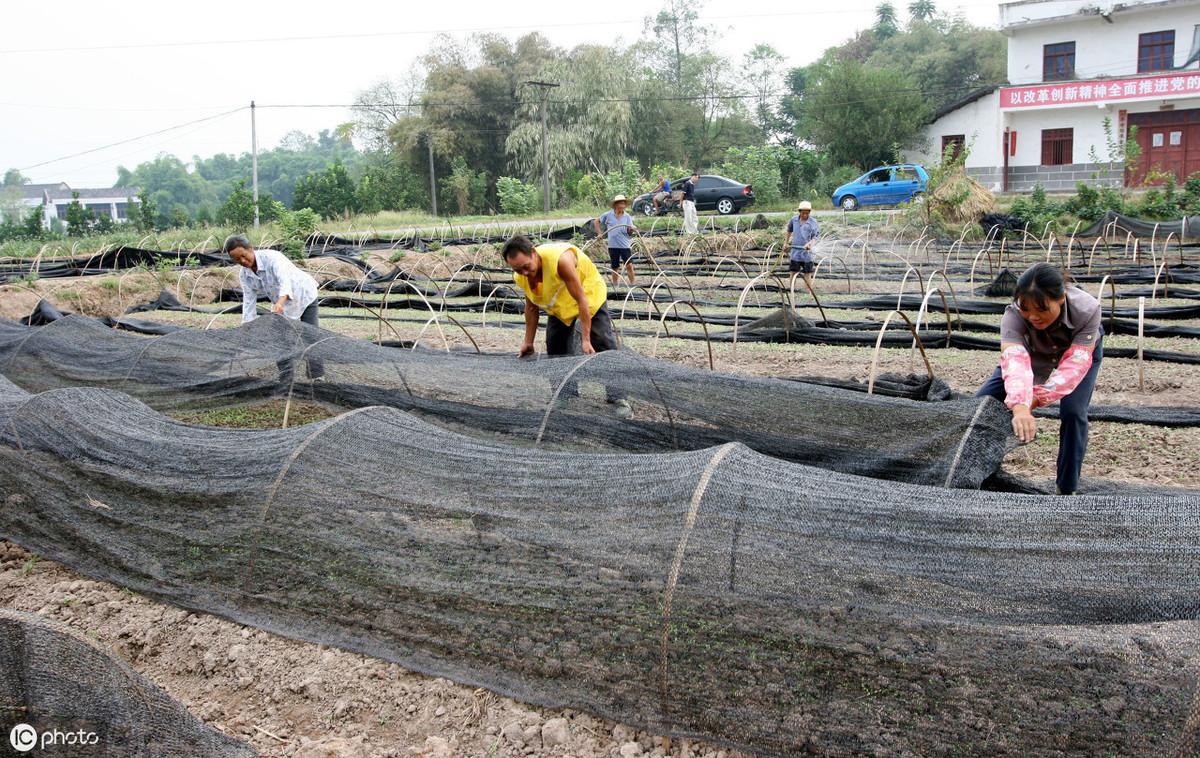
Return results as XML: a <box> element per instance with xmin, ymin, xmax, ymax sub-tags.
<box><xmin>631</xmin><ymin>174</ymin><xmax>754</xmax><ymax>216</ymax></box>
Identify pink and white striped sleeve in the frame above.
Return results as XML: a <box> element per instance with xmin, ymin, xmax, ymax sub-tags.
<box><xmin>1000</xmin><ymin>344</ymin><xmax>1033</xmax><ymax>409</ymax></box>
<box><xmin>1032</xmin><ymin>346</ymin><xmax>1094</xmax><ymax>406</ymax></box>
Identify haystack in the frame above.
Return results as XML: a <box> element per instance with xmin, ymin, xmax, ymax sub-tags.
<box><xmin>928</xmin><ymin>167</ymin><xmax>996</xmax><ymax>224</ymax></box>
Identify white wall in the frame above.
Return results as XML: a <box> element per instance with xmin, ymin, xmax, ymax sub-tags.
<box><xmin>1006</xmin><ymin>3</ymin><xmax>1200</xmax><ymax>85</ymax></box>
<box><xmin>907</xmin><ymin>91</ymin><xmax>1004</xmax><ymax>168</ymax></box>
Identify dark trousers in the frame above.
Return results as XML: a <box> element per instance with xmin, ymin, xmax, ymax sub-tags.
<box><xmin>545</xmin><ymin>303</ymin><xmax>622</xmax><ymax>401</ymax></box>
<box><xmin>277</xmin><ymin>302</ymin><xmax>324</xmax><ymax>385</ymax></box>
<box><xmin>976</xmin><ymin>339</ymin><xmax>1103</xmax><ymax>494</ymax></box>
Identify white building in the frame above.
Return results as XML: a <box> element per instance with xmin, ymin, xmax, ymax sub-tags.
<box><xmin>9</xmin><ymin>182</ymin><xmax>141</xmax><ymax>229</ymax></box>
<box><xmin>906</xmin><ymin>0</ymin><xmax>1200</xmax><ymax>191</ymax></box>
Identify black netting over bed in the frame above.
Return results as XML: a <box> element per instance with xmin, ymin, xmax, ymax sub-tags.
<box><xmin>0</xmin><ymin>379</ymin><xmax>1198</xmax><ymax>756</ymax></box>
<box><xmin>0</xmin><ymin>315</ymin><xmax>1014</xmax><ymax>489</ymax></box>
<box><xmin>0</xmin><ymin>607</ymin><xmax>254</xmax><ymax>757</ymax></box>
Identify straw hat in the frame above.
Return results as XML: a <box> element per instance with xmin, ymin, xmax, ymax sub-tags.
<box><xmin>611</xmin><ymin>195</ymin><xmax>628</xmax><ymax>206</ymax></box>
<box><xmin>797</xmin><ymin>201</ymin><xmax>813</xmax><ymax>211</ymax></box>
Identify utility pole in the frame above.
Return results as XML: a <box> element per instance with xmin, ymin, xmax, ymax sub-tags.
<box><xmin>426</xmin><ymin>133</ymin><xmax>437</xmax><ymax>216</ymax></box>
<box><xmin>251</xmin><ymin>100</ymin><xmax>260</xmax><ymax>229</ymax></box>
<box><xmin>524</xmin><ymin>80</ymin><xmax>559</xmax><ymax>212</ymax></box>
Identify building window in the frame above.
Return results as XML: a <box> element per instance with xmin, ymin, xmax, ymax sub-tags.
<box><xmin>1138</xmin><ymin>30</ymin><xmax>1175</xmax><ymax>73</ymax></box>
<box><xmin>55</xmin><ymin>204</ymin><xmax>70</xmax><ymax>220</ymax></box>
<box><xmin>1043</xmin><ymin>41</ymin><xmax>1075</xmax><ymax>81</ymax></box>
<box><xmin>1040</xmin><ymin>128</ymin><xmax>1073</xmax><ymax>166</ymax></box>
<box><xmin>941</xmin><ymin>134</ymin><xmax>965</xmax><ymax>162</ymax></box>
<box><xmin>115</xmin><ymin>202</ymin><xmax>128</xmax><ymax>220</ymax></box>
<box><xmin>86</xmin><ymin>204</ymin><xmax>112</xmax><ymax>219</ymax></box>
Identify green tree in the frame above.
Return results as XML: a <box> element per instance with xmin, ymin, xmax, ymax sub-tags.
<box><xmin>801</xmin><ymin>61</ymin><xmax>930</xmax><ymax>168</ymax></box>
<box><xmin>645</xmin><ymin>0</ymin><xmax>711</xmax><ymax>93</ymax></box>
<box><xmin>719</xmin><ymin>145</ymin><xmax>784</xmax><ymax>204</ymax></box>
<box><xmin>216</xmin><ymin>183</ymin><xmax>257</xmax><ymax>230</ymax></box>
<box><xmin>3</xmin><ymin>168</ymin><xmax>29</xmax><ymax>187</ymax></box>
<box><xmin>743</xmin><ymin>44</ymin><xmax>787</xmax><ymax>140</ymax></box>
<box><xmin>908</xmin><ymin>0</ymin><xmax>936</xmax><ymax>21</ymax></box>
<box><xmin>389</xmin><ymin>34</ymin><xmax>556</xmax><ymax>211</ymax></box>
<box><xmin>128</xmin><ymin>191</ymin><xmax>157</xmax><ymax>233</ymax></box>
<box><xmin>293</xmin><ymin>163</ymin><xmax>359</xmax><ymax>219</ymax></box>
<box><xmin>64</xmin><ymin>193</ymin><xmax>96</xmax><ymax>236</ymax></box>
<box><xmin>868</xmin><ymin>16</ymin><xmax>1005</xmax><ymax>112</ymax></box>
<box><xmin>505</xmin><ymin>45</ymin><xmax>638</xmax><ymax>200</ymax></box>
<box><xmin>874</xmin><ymin>2</ymin><xmax>900</xmax><ymax>39</ymax></box>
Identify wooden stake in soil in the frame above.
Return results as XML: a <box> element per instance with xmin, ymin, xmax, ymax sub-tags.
<box><xmin>1137</xmin><ymin>296</ymin><xmax>1145</xmax><ymax>392</ymax></box>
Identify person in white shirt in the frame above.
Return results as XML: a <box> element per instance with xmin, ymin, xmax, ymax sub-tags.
<box><xmin>223</xmin><ymin>234</ymin><xmax>320</xmax><ymax>326</ymax></box>
<box><xmin>223</xmin><ymin>233</ymin><xmax>324</xmax><ymax>381</ymax></box>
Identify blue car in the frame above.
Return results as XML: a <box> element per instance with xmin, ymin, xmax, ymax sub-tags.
<box><xmin>831</xmin><ymin>164</ymin><xmax>929</xmax><ymax>211</ymax></box>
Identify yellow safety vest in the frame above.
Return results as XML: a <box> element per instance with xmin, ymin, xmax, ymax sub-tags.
<box><xmin>514</xmin><ymin>243</ymin><xmax>607</xmax><ymax>325</ymax></box>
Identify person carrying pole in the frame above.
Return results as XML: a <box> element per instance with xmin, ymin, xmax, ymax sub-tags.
<box><xmin>784</xmin><ymin>201</ymin><xmax>819</xmax><ymax>287</ymax></box>
<box><xmin>594</xmin><ymin>194</ymin><xmax>638</xmax><ymax>286</ymax></box>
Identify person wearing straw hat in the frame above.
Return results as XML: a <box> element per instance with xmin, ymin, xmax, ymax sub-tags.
<box><xmin>784</xmin><ymin>201</ymin><xmax>819</xmax><ymax>287</ymax></box>
<box><xmin>594</xmin><ymin>195</ymin><xmax>638</xmax><ymax>286</ymax></box>
<box><xmin>975</xmin><ymin>263</ymin><xmax>1103</xmax><ymax>495</ymax></box>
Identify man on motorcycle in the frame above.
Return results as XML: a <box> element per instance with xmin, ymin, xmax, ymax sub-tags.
<box><xmin>651</xmin><ymin>176</ymin><xmax>671</xmax><ymax>212</ymax></box>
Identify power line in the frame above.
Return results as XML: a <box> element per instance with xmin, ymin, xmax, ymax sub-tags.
<box><xmin>17</xmin><ymin>107</ymin><xmax>246</xmax><ymax>171</ymax></box>
<box><xmin>0</xmin><ymin>6</ymin><xmax>1000</xmax><ymax>55</ymax></box>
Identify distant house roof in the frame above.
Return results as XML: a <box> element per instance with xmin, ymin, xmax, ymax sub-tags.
<box><xmin>16</xmin><ymin>182</ymin><xmax>140</xmax><ymax>202</ymax></box>
<box><xmin>929</xmin><ymin>86</ymin><xmax>1001</xmax><ymax>123</ymax></box>
<box><xmin>18</xmin><ymin>182</ymin><xmax>69</xmax><ymax>200</ymax></box>
<box><xmin>61</xmin><ymin>187</ymin><xmax>140</xmax><ymax>201</ymax></box>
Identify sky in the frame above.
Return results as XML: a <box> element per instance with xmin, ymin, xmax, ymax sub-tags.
<box><xmin>1</xmin><ymin>0</ymin><xmax>999</xmax><ymax>188</ymax></box>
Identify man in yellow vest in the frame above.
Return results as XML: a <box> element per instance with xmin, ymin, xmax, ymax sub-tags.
<box><xmin>501</xmin><ymin>235</ymin><xmax>631</xmax><ymax>417</ymax></box>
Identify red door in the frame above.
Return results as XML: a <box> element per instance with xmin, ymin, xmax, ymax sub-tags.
<box><xmin>1187</xmin><ymin>124</ymin><xmax>1200</xmax><ymax>180</ymax></box>
<box><xmin>1128</xmin><ymin>109</ymin><xmax>1200</xmax><ymax>186</ymax></box>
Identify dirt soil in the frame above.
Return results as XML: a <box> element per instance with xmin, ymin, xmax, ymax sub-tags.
<box><xmin>5</xmin><ymin>234</ymin><xmax>1200</xmax><ymax>756</ymax></box>
<box><xmin>0</xmin><ymin>541</ymin><xmax>739</xmax><ymax>758</ymax></box>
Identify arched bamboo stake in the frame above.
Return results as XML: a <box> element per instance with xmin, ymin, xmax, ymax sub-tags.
<box><xmin>894</xmin><ymin>265</ymin><xmax>922</xmax><ymax>312</ymax></box>
<box><xmin>1093</xmin><ymin>275</ymin><xmax>1119</xmax><ymax>333</ymax></box>
<box><xmin>1151</xmin><ymin>261</ymin><xmax>1169</xmax><ymax>304</ymax></box>
<box><xmin>439</xmin><ymin>262</ymin><xmax>480</xmax><ymax>311</ymax></box>
<box><xmin>645</xmin><ymin>270</ymin><xmax>679</xmax><ymax>305</ymax></box>
<box><xmin>479</xmin><ymin>284</ymin><xmax>514</xmax><ymax>329</ymax></box>
<box><xmin>710</xmin><ymin>255</ymin><xmax>753</xmax><ymax>286</ymax></box>
<box><xmin>192</xmin><ymin>235</ymin><xmax>214</xmax><ymax>255</ymax></box>
<box><xmin>79</xmin><ymin>243</ymin><xmax>112</xmax><ymax>276</ymax></box>
<box><xmin>377</xmin><ymin>277</ymin><xmax>449</xmax><ymax>349</ymax></box>
<box><xmin>410</xmin><ymin>312</ymin><xmax>480</xmax><ymax>353</ymax></box>
<box><xmin>866</xmin><ymin>310</ymin><xmax>935</xmax><ymax>395</ymax></box>
<box><xmin>967</xmin><ymin>248</ymin><xmax>996</xmax><ymax>292</ymax></box>
<box><xmin>924</xmin><ymin>270</ymin><xmax>963</xmax><ymax>326</ymax></box>
<box><xmin>618</xmin><ymin>284</ymin><xmax>671</xmax><ymax>327</ymax></box>
<box><xmin>650</xmin><ymin>300</ymin><xmax>715</xmax><ymax>370</ymax></box>
<box><xmin>813</xmin><ymin>256</ymin><xmax>853</xmax><ymax>294</ymax></box>
<box><xmin>731</xmin><ymin>272</ymin><xmax>790</xmax><ymax>349</ymax></box>
<box><xmin>786</xmin><ymin>271</ymin><xmax>829</xmax><ymax>324</ymax></box>
<box><xmin>203</xmin><ymin>304</ymin><xmax>245</xmax><ymax>330</ymax></box>
<box><xmin>281</xmin><ymin>336</ymin><xmax>339</xmax><ymax>428</ymax></box>
<box><xmin>758</xmin><ymin>242</ymin><xmax>780</xmax><ymax>275</ymax></box>
<box><xmin>912</xmin><ymin>285</ymin><xmax>954</xmax><ymax>352</ymax></box>
<box><xmin>1085</xmin><ymin>236</ymin><xmax>1106</xmax><ymax>274</ymax></box>
<box><xmin>1159</xmin><ymin>231</ymin><xmax>1177</xmax><ymax>268</ymax></box>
